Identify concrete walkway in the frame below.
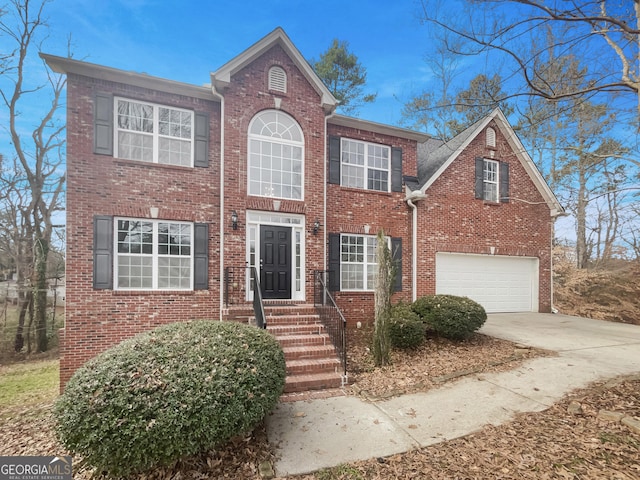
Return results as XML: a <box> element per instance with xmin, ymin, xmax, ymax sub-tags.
<box><xmin>265</xmin><ymin>313</ymin><xmax>640</xmax><ymax>476</ymax></box>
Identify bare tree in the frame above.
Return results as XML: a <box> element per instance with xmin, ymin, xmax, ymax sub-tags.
<box><xmin>621</xmin><ymin>203</ymin><xmax>640</xmax><ymax>262</ymax></box>
<box><xmin>0</xmin><ymin>158</ymin><xmax>35</xmax><ymax>351</ymax></box>
<box><xmin>0</xmin><ymin>0</ymin><xmax>66</xmax><ymax>352</ymax></box>
<box><xmin>419</xmin><ymin>0</ymin><xmax>639</xmax><ymax>123</ymax></box>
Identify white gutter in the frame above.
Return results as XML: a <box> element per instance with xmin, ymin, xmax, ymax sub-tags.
<box><xmin>405</xmin><ymin>190</ymin><xmax>427</xmax><ymax>302</ymax></box>
<box><xmin>323</xmin><ymin>111</ymin><xmax>336</xmax><ymax>279</ymax></box>
<box><xmin>210</xmin><ymin>84</ymin><xmax>225</xmax><ymax>321</ymax></box>
<box><xmin>549</xmin><ymin>210</ymin><xmax>569</xmax><ymax>314</ymax></box>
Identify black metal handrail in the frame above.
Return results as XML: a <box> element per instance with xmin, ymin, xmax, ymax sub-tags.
<box><xmin>250</xmin><ymin>266</ymin><xmax>266</xmax><ymax>329</ymax></box>
<box><xmin>314</xmin><ymin>270</ymin><xmax>347</xmax><ymax>377</ymax></box>
<box><xmin>224</xmin><ymin>265</ymin><xmax>266</xmax><ymax>329</ymax></box>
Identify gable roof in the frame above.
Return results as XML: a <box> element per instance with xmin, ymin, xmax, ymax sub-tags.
<box><xmin>417</xmin><ymin>108</ymin><xmax>564</xmax><ymax>216</ymax></box>
<box><xmin>330</xmin><ymin>115</ymin><xmax>430</xmax><ymax>142</ymax></box>
<box><xmin>40</xmin><ymin>53</ymin><xmax>214</xmax><ymax>101</ymax></box>
<box><xmin>210</xmin><ymin>27</ymin><xmax>338</xmax><ymax>113</ymax></box>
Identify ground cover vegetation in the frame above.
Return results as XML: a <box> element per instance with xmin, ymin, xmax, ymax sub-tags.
<box><xmin>55</xmin><ymin>321</ymin><xmax>286</xmax><ymax>478</ymax></box>
<box><xmin>2</xmin><ymin>317</ymin><xmax>638</xmax><ymax>479</ymax></box>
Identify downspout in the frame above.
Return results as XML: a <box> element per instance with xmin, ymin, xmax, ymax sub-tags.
<box><xmin>323</xmin><ymin>111</ymin><xmax>336</xmax><ymax>279</ymax></box>
<box><xmin>550</xmin><ymin>218</ymin><xmax>557</xmax><ymax>314</ymax></box>
<box><xmin>210</xmin><ymin>83</ymin><xmax>225</xmax><ymax>321</ymax></box>
<box><xmin>405</xmin><ymin>190</ymin><xmax>427</xmax><ymax>302</ymax></box>
<box><xmin>550</xmin><ymin>209</ymin><xmax>569</xmax><ymax>314</ymax></box>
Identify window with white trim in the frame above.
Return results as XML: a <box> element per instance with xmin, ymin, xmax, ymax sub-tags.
<box><xmin>115</xmin><ymin>98</ymin><xmax>194</xmax><ymax>167</ymax></box>
<box><xmin>115</xmin><ymin>218</ymin><xmax>193</xmax><ymax>290</ymax></box>
<box><xmin>483</xmin><ymin>159</ymin><xmax>499</xmax><ymax>202</ymax></box>
<box><xmin>340</xmin><ymin>234</ymin><xmax>386</xmax><ymax>291</ymax></box>
<box><xmin>248</xmin><ymin>110</ymin><xmax>304</xmax><ymax>200</ymax></box>
<box><xmin>341</xmin><ymin>139</ymin><xmax>390</xmax><ymax>192</ymax></box>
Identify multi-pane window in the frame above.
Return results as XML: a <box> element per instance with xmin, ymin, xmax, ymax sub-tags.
<box><xmin>115</xmin><ymin>98</ymin><xmax>194</xmax><ymax>167</ymax></box>
<box><xmin>340</xmin><ymin>235</ymin><xmax>380</xmax><ymax>291</ymax></box>
<box><xmin>248</xmin><ymin>110</ymin><xmax>304</xmax><ymax>200</ymax></box>
<box><xmin>483</xmin><ymin>159</ymin><xmax>499</xmax><ymax>202</ymax></box>
<box><xmin>341</xmin><ymin>139</ymin><xmax>390</xmax><ymax>192</ymax></box>
<box><xmin>115</xmin><ymin>219</ymin><xmax>192</xmax><ymax>290</ymax></box>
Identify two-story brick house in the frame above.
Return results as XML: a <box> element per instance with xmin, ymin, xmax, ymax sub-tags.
<box><xmin>43</xmin><ymin>28</ymin><xmax>562</xmax><ymax>392</ymax></box>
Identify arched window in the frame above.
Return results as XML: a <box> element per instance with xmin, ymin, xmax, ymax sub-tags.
<box><xmin>248</xmin><ymin>110</ymin><xmax>304</xmax><ymax>200</ymax></box>
<box><xmin>268</xmin><ymin>66</ymin><xmax>287</xmax><ymax>93</ymax></box>
<box><xmin>486</xmin><ymin>127</ymin><xmax>496</xmax><ymax>148</ymax></box>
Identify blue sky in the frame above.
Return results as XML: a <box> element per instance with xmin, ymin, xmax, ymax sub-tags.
<box><xmin>42</xmin><ymin>0</ymin><xmax>434</xmax><ymax>126</ymax></box>
<box><xmin>6</xmin><ymin>0</ymin><xmax>635</xmax><ymax>244</ymax></box>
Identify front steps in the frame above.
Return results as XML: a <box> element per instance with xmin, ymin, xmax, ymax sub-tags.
<box><xmin>264</xmin><ymin>303</ymin><xmax>345</xmax><ymax>393</ymax></box>
<box><xmin>223</xmin><ymin>302</ymin><xmax>346</xmax><ymax>393</ymax></box>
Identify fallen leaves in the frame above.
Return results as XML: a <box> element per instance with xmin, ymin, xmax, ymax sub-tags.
<box><xmin>1</xmin><ymin>337</ymin><xmax>638</xmax><ymax>479</ymax></box>
<box><xmin>347</xmin><ymin>329</ymin><xmax>552</xmax><ymax>399</ymax></box>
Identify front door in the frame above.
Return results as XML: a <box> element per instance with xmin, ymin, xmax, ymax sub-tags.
<box><xmin>260</xmin><ymin>225</ymin><xmax>292</xmax><ymax>299</ymax></box>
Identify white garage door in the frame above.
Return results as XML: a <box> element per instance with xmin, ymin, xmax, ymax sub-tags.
<box><xmin>436</xmin><ymin>253</ymin><xmax>539</xmax><ymax>313</ymax></box>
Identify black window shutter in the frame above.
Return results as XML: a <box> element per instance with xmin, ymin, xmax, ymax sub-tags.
<box><xmin>193</xmin><ymin>223</ymin><xmax>209</xmax><ymax>290</ymax></box>
<box><xmin>194</xmin><ymin>112</ymin><xmax>210</xmax><ymax>168</ymax></box>
<box><xmin>500</xmin><ymin>162</ymin><xmax>510</xmax><ymax>203</ymax></box>
<box><xmin>328</xmin><ymin>233</ymin><xmax>341</xmax><ymax>291</ymax></box>
<box><xmin>391</xmin><ymin>147</ymin><xmax>403</xmax><ymax>192</ymax></box>
<box><xmin>329</xmin><ymin>136</ymin><xmax>341</xmax><ymax>184</ymax></box>
<box><xmin>391</xmin><ymin>237</ymin><xmax>402</xmax><ymax>292</ymax></box>
<box><xmin>94</xmin><ymin>93</ymin><xmax>113</xmax><ymax>155</ymax></box>
<box><xmin>93</xmin><ymin>215</ymin><xmax>113</xmax><ymax>289</ymax></box>
<box><xmin>474</xmin><ymin>157</ymin><xmax>484</xmax><ymax>199</ymax></box>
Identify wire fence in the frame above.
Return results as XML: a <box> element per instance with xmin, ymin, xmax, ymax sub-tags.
<box><xmin>0</xmin><ymin>283</ymin><xmax>65</xmax><ymax>361</ymax></box>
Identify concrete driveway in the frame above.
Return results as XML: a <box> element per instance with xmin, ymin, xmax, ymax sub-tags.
<box><xmin>482</xmin><ymin>312</ymin><xmax>640</xmax><ymax>376</ymax></box>
<box><xmin>267</xmin><ymin>313</ymin><xmax>640</xmax><ymax>476</ymax></box>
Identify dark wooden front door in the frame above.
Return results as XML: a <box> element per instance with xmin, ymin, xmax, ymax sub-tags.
<box><xmin>260</xmin><ymin>225</ymin><xmax>292</xmax><ymax>299</ymax></box>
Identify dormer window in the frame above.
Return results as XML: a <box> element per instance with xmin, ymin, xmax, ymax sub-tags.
<box><xmin>486</xmin><ymin>127</ymin><xmax>496</xmax><ymax>148</ymax></box>
<box><xmin>268</xmin><ymin>66</ymin><xmax>287</xmax><ymax>93</ymax></box>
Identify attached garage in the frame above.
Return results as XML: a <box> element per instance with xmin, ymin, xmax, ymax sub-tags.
<box><xmin>435</xmin><ymin>253</ymin><xmax>539</xmax><ymax>313</ymax></box>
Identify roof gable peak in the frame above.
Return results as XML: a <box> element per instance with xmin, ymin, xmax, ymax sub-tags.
<box><xmin>210</xmin><ymin>27</ymin><xmax>337</xmax><ymax>112</ymax></box>
<box><xmin>417</xmin><ymin>108</ymin><xmax>563</xmax><ymax>216</ymax></box>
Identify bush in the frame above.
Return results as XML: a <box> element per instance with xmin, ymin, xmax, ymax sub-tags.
<box><xmin>412</xmin><ymin>294</ymin><xmax>487</xmax><ymax>340</ymax></box>
<box><xmin>55</xmin><ymin>321</ymin><xmax>286</xmax><ymax>477</ymax></box>
<box><xmin>388</xmin><ymin>302</ymin><xmax>425</xmax><ymax>349</ymax></box>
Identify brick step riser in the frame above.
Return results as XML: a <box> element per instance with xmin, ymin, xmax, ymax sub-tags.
<box><xmin>283</xmin><ymin>347</ymin><xmax>336</xmax><ymax>361</ymax></box>
<box><xmin>265</xmin><ymin>307</ymin><xmax>318</xmax><ymax>316</ymax></box>
<box><xmin>266</xmin><ymin>315</ymin><xmax>322</xmax><ymax>326</ymax></box>
<box><xmin>276</xmin><ymin>335</ymin><xmax>330</xmax><ymax>347</ymax></box>
<box><xmin>225</xmin><ymin>305</ymin><xmax>320</xmax><ymax>324</ymax></box>
<box><xmin>268</xmin><ymin>324</ymin><xmax>325</xmax><ymax>336</ymax></box>
<box><xmin>284</xmin><ymin>374</ymin><xmax>343</xmax><ymax>393</ymax></box>
<box><xmin>286</xmin><ymin>361</ymin><xmax>341</xmax><ymax>375</ymax></box>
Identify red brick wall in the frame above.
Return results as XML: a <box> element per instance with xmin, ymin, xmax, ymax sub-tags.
<box><xmin>62</xmin><ymin>48</ymin><xmax>553</xmax><ymax>390</ymax></box>
<box><xmin>221</xmin><ymin>44</ymin><xmax>328</xmax><ymax>301</ymax></box>
<box><xmin>63</xmin><ymin>73</ymin><xmax>221</xmax><ymax>387</ymax></box>
<box><xmin>414</xmin><ymin>121</ymin><xmax>553</xmax><ymax>312</ymax></box>
<box><xmin>326</xmin><ymin>125</ymin><xmax>417</xmax><ymax>326</ymax></box>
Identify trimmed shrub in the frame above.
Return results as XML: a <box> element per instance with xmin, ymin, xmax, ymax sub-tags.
<box><xmin>55</xmin><ymin>321</ymin><xmax>286</xmax><ymax>478</ymax></box>
<box><xmin>388</xmin><ymin>302</ymin><xmax>425</xmax><ymax>349</ymax></box>
<box><xmin>412</xmin><ymin>294</ymin><xmax>487</xmax><ymax>340</ymax></box>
